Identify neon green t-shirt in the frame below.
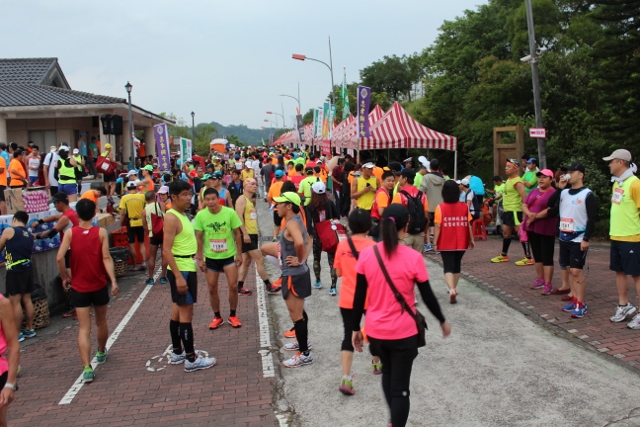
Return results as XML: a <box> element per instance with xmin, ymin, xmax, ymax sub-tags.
<box><xmin>503</xmin><ymin>177</ymin><xmax>524</xmax><ymax>212</ymax></box>
<box><xmin>523</xmin><ymin>170</ymin><xmax>538</xmax><ymax>195</ymax></box>
<box><xmin>299</xmin><ymin>176</ymin><xmax>320</xmax><ymax>206</ymax></box>
<box><xmin>193</xmin><ymin>206</ymin><xmax>242</xmax><ymax>260</ymax></box>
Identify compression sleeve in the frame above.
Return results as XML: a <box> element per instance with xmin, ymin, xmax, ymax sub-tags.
<box><xmin>351</xmin><ymin>273</ymin><xmax>368</xmax><ymax>331</ymax></box>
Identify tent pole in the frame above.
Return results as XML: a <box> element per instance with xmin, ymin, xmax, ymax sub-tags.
<box><xmin>454</xmin><ymin>150</ymin><xmax>458</xmax><ymax>180</ymax></box>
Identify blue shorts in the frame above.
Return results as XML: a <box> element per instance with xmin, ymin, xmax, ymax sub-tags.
<box><xmin>58</xmin><ymin>183</ymin><xmax>78</xmax><ymax>196</ymax></box>
<box><xmin>29</xmin><ymin>176</ymin><xmax>38</xmax><ymax>184</ymax></box>
<box><xmin>610</xmin><ymin>240</ymin><xmax>640</xmax><ymax>276</ymax></box>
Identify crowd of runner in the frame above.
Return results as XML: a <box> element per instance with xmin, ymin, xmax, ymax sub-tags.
<box><xmin>0</xmin><ymin>142</ymin><xmax>638</xmax><ymax>427</ymax></box>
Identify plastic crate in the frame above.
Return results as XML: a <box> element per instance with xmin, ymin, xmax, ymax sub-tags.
<box><xmin>111</xmin><ymin>227</ymin><xmax>150</xmax><ymax>264</ymax></box>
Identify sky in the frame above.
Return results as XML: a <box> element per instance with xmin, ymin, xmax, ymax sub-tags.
<box><xmin>4</xmin><ymin>0</ymin><xmax>486</xmax><ymax>131</ymax></box>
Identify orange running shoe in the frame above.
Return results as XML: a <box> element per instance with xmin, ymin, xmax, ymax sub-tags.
<box><xmin>228</xmin><ymin>315</ymin><xmax>242</xmax><ymax>328</ymax></box>
<box><xmin>283</xmin><ymin>328</ymin><xmax>296</xmax><ymax>339</ymax></box>
<box><xmin>208</xmin><ymin>317</ymin><xmax>224</xmax><ymax>330</ymax></box>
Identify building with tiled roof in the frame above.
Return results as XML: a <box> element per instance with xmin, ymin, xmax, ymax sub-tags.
<box><xmin>0</xmin><ymin>58</ymin><xmax>171</xmax><ymax>164</ymax></box>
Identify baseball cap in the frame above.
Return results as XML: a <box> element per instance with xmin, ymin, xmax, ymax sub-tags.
<box><xmin>127</xmin><ymin>170</ymin><xmax>138</xmax><ymax>176</ymax></box>
<box><xmin>274</xmin><ymin>170</ymin><xmax>285</xmax><ymax>178</ymax></box>
<box><xmin>203</xmin><ymin>174</ymin><xmax>212</xmax><ymax>180</ymax></box>
<box><xmin>273</xmin><ymin>191</ymin><xmax>301</xmax><ymax>206</ymax></box>
<box><xmin>536</xmin><ymin>168</ymin><xmax>554</xmax><ymax>178</ymax></box>
<box><xmin>212</xmin><ymin>171</ymin><xmax>223</xmax><ymax>179</ymax></box>
<box><xmin>157</xmin><ymin>185</ymin><xmax>169</xmax><ymax>194</ymax></box>
<box><xmin>234</xmin><ymin>154</ymin><xmax>240</xmax><ymax>160</ymax></box>
<box><xmin>126</xmin><ymin>181</ymin><xmax>137</xmax><ymax>188</ymax></box>
<box><xmin>316</xmin><ymin>159</ymin><xmax>323</xmax><ymax>164</ymax></box>
<box><xmin>459</xmin><ymin>178</ymin><xmax>470</xmax><ymax>186</ymax></box>
<box><xmin>186</xmin><ymin>158</ymin><xmax>193</xmax><ymax>163</ymax></box>
<box><xmin>403</xmin><ymin>157</ymin><xmax>412</xmax><ymax>164</ymax></box>
<box><xmin>362</xmin><ymin>162</ymin><xmax>375</xmax><ymax>169</ymax></box>
<box><xmin>50</xmin><ymin>192</ymin><xmax>69</xmax><ymax>204</ymax></box>
<box><xmin>105</xmin><ymin>143</ymin><xmax>112</xmax><ymax>149</ymax></box>
<box><xmin>506</xmin><ymin>158</ymin><xmax>520</xmax><ymax>168</ymax></box>
<box><xmin>73</xmin><ymin>148</ymin><xmax>80</xmax><ymax>154</ymax></box>
<box><xmin>245</xmin><ymin>160</ymin><xmax>252</xmax><ymax>167</ymax></box>
<box><xmin>603</xmin><ymin>149</ymin><xmax>632</xmax><ymax>162</ymax></box>
<box><xmin>142</xmin><ymin>164</ymin><xmax>154</xmax><ymax>171</ymax></box>
<box><xmin>58</xmin><ymin>146</ymin><xmax>69</xmax><ymax>153</ymax></box>
<box><xmin>312</xmin><ymin>181</ymin><xmax>326</xmax><ymax>194</ymax></box>
<box><xmin>527</xmin><ymin>157</ymin><xmax>537</xmax><ymax>164</ymax></box>
<box><xmin>305</xmin><ymin>167</ymin><xmax>314</xmax><ymax>175</ymax></box>
<box><xmin>561</xmin><ymin>162</ymin><xmax>585</xmax><ymax>173</ymax></box>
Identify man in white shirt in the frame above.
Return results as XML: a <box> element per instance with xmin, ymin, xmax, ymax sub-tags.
<box><xmin>28</xmin><ymin>145</ymin><xmax>41</xmax><ymax>185</ymax></box>
<box><xmin>43</xmin><ymin>145</ymin><xmax>61</xmax><ymax>196</ymax></box>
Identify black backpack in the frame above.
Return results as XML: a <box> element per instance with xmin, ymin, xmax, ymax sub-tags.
<box><xmin>399</xmin><ymin>189</ymin><xmax>427</xmax><ymax>235</ymax></box>
<box><xmin>467</xmin><ymin>189</ymin><xmax>480</xmax><ymax>220</ymax></box>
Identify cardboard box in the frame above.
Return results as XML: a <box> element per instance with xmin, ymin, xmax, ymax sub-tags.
<box><xmin>4</xmin><ymin>188</ymin><xmax>24</xmax><ymax>214</ymax></box>
<box><xmin>97</xmin><ymin>213</ymin><xmax>115</xmax><ymax>228</ymax></box>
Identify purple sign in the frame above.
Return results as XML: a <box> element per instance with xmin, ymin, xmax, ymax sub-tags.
<box><xmin>357</xmin><ymin>86</ymin><xmax>371</xmax><ymax>137</ymax></box>
<box><xmin>154</xmin><ymin>123</ymin><xmax>172</xmax><ymax>171</ymax></box>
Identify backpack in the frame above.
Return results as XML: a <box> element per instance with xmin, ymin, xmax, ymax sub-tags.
<box><xmin>466</xmin><ymin>189</ymin><xmax>480</xmax><ymax>220</ymax></box>
<box><xmin>399</xmin><ymin>189</ymin><xmax>427</xmax><ymax>235</ymax></box>
<box><xmin>150</xmin><ymin>202</ymin><xmax>164</xmax><ymax>238</ymax></box>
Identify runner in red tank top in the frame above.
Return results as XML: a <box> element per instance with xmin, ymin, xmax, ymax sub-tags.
<box><xmin>56</xmin><ymin>198</ymin><xmax>119</xmax><ymax>383</ymax></box>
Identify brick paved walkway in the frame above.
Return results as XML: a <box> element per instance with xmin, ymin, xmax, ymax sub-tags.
<box><xmin>425</xmin><ymin>236</ymin><xmax>640</xmax><ymax>371</ymax></box>
<box><xmin>9</xmin><ymin>268</ymin><xmax>278</xmax><ymax>427</ymax></box>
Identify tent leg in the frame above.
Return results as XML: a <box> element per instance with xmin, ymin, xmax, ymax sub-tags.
<box><xmin>454</xmin><ymin>150</ymin><xmax>458</xmax><ymax>180</ymax></box>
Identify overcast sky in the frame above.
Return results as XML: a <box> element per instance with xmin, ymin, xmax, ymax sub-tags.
<box><xmin>5</xmin><ymin>0</ymin><xmax>485</xmax><ymax>130</ymax></box>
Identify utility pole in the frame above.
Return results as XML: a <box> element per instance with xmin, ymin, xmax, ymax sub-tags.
<box><xmin>524</xmin><ymin>0</ymin><xmax>546</xmax><ymax>168</ymax></box>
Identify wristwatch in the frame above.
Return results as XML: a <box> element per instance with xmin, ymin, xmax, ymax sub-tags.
<box><xmin>4</xmin><ymin>382</ymin><xmax>15</xmax><ymax>390</ymax></box>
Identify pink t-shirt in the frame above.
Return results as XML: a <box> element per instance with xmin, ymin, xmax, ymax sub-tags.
<box><xmin>355</xmin><ymin>242</ymin><xmax>428</xmax><ymax>340</ymax></box>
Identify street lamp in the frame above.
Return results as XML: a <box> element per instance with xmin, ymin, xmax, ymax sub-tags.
<box><xmin>266</xmin><ymin>111</ymin><xmax>285</xmax><ymax>128</ymax></box>
<box><xmin>524</xmin><ymin>0</ymin><xmax>546</xmax><ymax>168</ymax></box>
<box><xmin>191</xmin><ymin>111</ymin><xmax>195</xmax><ymax>144</ymax></box>
<box><xmin>125</xmin><ymin>81</ymin><xmax>134</xmax><ymax>168</ymax></box>
<box><xmin>280</xmin><ymin>82</ymin><xmax>301</xmax><ymax>114</ymax></box>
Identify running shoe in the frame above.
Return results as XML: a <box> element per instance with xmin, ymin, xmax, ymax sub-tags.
<box><xmin>490</xmin><ymin>254</ymin><xmax>508</xmax><ymax>263</ymax></box>
<box><xmin>372</xmin><ymin>361</ymin><xmax>383</xmax><ymax>375</ymax></box>
<box><xmin>329</xmin><ymin>287</ymin><xmax>337</xmax><ymax>296</ymax></box>
<box><xmin>228</xmin><ymin>315</ymin><xmax>242</xmax><ymax>328</ymax></box>
<box><xmin>96</xmin><ymin>349</ymin><xmax>107</xmax><ymax>364</ymax></box>
<box><xmin>282</xmin><ymin>351</ymin><xmax>313</xmax><ymax>368</ymax></box>
<box><xmin>22</xmin><ymin>329</ymin><xmax>36</xmax><ymax>339</ymax></box>
<box><xmin>267</xmin><ymin>285</ymin><xmax>281</xmax><ymax>295</ymax></box>
<box><xmin>611</xmin><ymin>303</ymin><xmax>637</xmax><ymax>323</ymax></box>
<box><xmin>449</xmin><ymin>289</ymin><xmax>457</xmax><ymax>304</ymax></box>
<box><xmin>238</xmin><ymin>288</ymin><xmax>253</xmax><ymax>296</ymax></box>
<box><xmin>62</xmin><ymin>308</ymin><xmax>76</xmax><ymax>318</ymax></box>
<box><xmin>561</xmin><ymin>294</ymin><xmax>574</xmax><ymax>302</ymax></box>
<box><xmin>18</xmin><ymin>333</ymin><xmax>24</xmax><ymax>343</ymax></box>
<box><xmin>571</xmin><ymin>303</ymin><xmax>587</xmax><ymax>318</ymax></box>
<box><xmin>338</xmin><ymin>375</ymin><xmax>356</xmax><ymax>396</ymax></box>
<box><xmin>283</xmin><ymin>329</ymin><xmax>296</xmax><ymax>339</ymax></box>
<box><xmin>284</xmin><ymin>340</ymin><xmax>312</xmax><ymax>351</ymax></box>
<box><xmin>562</xmin><ymin>298</ymin><xmax>577</xmax><ymax>313</ymax></box>
<box><xmin>515</xmin><ymin>257</ymin><xmax>534</xmax><ymax>266</ymax></box>
<box><xmin>184</xmin><ymin>354</ymin><xmax>217</xmax><ymax>373</ymax></box>
<box><xmin>159</xmin><ymin>276</ymin><xmax>168</xmax><ymax>285</ymax></box>
<box><xmin>82</xmin><ymin>366</ymin><xmax>94</xmax><ymax>383</ymax></box>
<box><xmin>541</xmin><ymin>282</ymin><xmax>553</xmax><ymax>295</ymax></box>
<box><xmin>530</xmin><ymin>278</ymin><xmax>544</xmax><ymax>290</ymax></box>
<box><xmin>209</xmin><ymin>317</ymin><xmax>224</xmax><ymax>330</ymax></box>
<box><xmin>312</xmin><ymin>281</ymin><xmax>323</xmax><ymax>289</ymax></box>
<box><xmin>145</xmin><ymin>277</ymin><xmax>155</xmax><ymax>285</ymax></box>
<box><xmin>170</xmin><ymin>350</ymin><xmax>186</xmax><ymax>365</ymax></box>
<box><xmin>627</xmin><ymin>314</ymin><xmax>640</xmax><ymax>330</ymax></box>
<box><xmin>423</xmin><ymin>244</ymin><xmax>434</xmax><ymax>253</ymax></box>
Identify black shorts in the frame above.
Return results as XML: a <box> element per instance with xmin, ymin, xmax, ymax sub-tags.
<box><xmin>6</xmin><ymin>270</ymin><xmax>35</xmax><ymax>296</ymax></box>
<box><xmin>205</xmin><ymin>256</ymin><xmax>235</xmax><ymax>272</ymax></box>
<box><xmin>559</xmin><ymin>240</ymin><xmax>588</xmax><ymax>270</ymax></box>
<box><xmin>127</xmin><ymin>226</ymin><xmax>145</xmax><ymax>244</ymax></box>
<box><xmin>71</xmin><ymin>285</ymin><xmax>109</xmax><ymax>308</ymax></box>
<box><xmin>427</xmin><ymin>212</ymin><xmax>435</xmax><ymax>225</ymax></box>
<box><xmin>168</xmin><ymin>270</ymin><xmax>198</xmax><ymax>305</ymax></box>
<box><xmin>273</xmin><ymin>210</ymin><xmax>283</xmax><ymax>227</ymax></box>
<box><xmin>0</xmin><ymin>185</ymin><xmax>5</xmax><ymax>202</ymax></box>
<box><xmin>241</xmin><ymin>234</ymin><xmax>259</xmax><ymax>253</ymax></box>
<box><xmin>281</xmin><ymin>270</ymin><xmax>312</xmax><ymax>300</ymax></box>
<box><xmin>610</xmin><ymin>240</ymin><xmax>640</xmax><ymax>276</ymax></box>
<box><xmin>501</xmin><ymin>211</ymin><xmax>523</xmax><ymax>227</ymax></box>
<box><xmin>103</xmin><ymin>172</ymin><xmax>116</xmax><ymax>183</ymax></box>
<box><xmin>149</xmin><ymin>236</ymin><xmax>163</xmax><ymax>246</ymax></box>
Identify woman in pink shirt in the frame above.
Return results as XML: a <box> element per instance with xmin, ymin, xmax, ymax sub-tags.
<box><xmin>352</xmin><ymin>204</ymin><xmax>451</xmax><ymax>427</ymax></box>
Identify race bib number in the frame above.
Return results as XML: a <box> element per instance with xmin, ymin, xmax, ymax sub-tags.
<box><xmin>250</xmin><ymin>209</ymin><xmax>257</xmax><ymax>221</ymax></box>
<box><xmin>612</xmin><ymin>188</ymin><xmax>624</xmax><ymax>204</ymax></box>
<box><xmin>209</xmin><ymin>239</ymin><xmax>228</xmax><ymax>253</ymax></box>
<box><xmin>559</xmin><ymin>218</ymin><xmax>574</xmax><ymax>233</ymax></box>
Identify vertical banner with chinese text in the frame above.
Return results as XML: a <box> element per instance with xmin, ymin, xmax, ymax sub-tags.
<box><xmin>357</xmin><ymin>86</ymin><xmax>371</xmax><ymax>138</ymax></box>
<box><xmin>154</xmin><ymin>123</ymin><xmax>172</xmax><ymax>171</ymax></box>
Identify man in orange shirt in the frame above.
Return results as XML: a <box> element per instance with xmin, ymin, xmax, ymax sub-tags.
<box><xmin>79</xmin><ymin>187</ymin><xmax>107</xmax><ymax>204</ymax></box>
<box><xmin>9</xmin><ymin>149</ymin><xmax>28</xmax><ymax>189</ymax></box>
<box><xmin>267</xmin><ymin>170</ymin><xmax>287</xmax><ymax>242</ymax></box>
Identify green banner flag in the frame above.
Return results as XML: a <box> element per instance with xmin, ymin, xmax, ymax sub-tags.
<box><xmin>341</xmin><ymin>69</ymin><xmax>350</xmax><ymax>120</ymax></box>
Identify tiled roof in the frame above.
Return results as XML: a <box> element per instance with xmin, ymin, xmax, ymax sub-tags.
<box><xmin>0</xmin><ymin>85</ymin><xmax>125</xmax><ymax>107</ymax></box>
<box><xmin>0</xmin><ymin>58</ymin><xmax>60</xmax><ymax>85</ymax></box>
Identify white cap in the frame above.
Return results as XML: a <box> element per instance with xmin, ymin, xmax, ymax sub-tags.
<box><xmin>362</xmin><ymin>162</ymin><xmax>375</xmax><ymax>169</ymax></box>
<box><xmin>127</xmin><ymin>170</ymin><xmax>138</xmax><ymax>176</ymax></box>
<box><xmin>73</xmin><ymin>148</ymin><xmax>80</xmax><ymax>154</ymax></box>
<box><xmin>126</xmin><ymin>181</ymin><xmax>137</xmax><ymax>188</ymax></box>
<box><xmin>245</xmin><ymin>160</ymin><xmax>252</xmax><ymax>166</ymax></box>
<box><xmin>458</xmin><ymin>178</ymin><xmax>470</xmax><ymax>186</ymax></box>
<box><xmin>58</xmin><ymin>146</ymin><xmax>69</xmax><ymax>152</ymax></box>
<box><xmin>312</xmin><ymin>181</ymin><xmax>326</xmax><ymax>194</ymax></box>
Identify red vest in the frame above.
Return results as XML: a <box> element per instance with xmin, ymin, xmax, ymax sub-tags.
<box><xmin>437</xmin><ymin>202</ymin><xmax>471</xmax><ymax>251</ymax></box>
<box><xmin>371</xmin><ymin>188</ymin><xmax>390</xmax><ymax>220</ymax></box>
<box><xmin>290</xmin><ymin>175</ymin><xmax>304</xmax><ymax>190</ymax></box>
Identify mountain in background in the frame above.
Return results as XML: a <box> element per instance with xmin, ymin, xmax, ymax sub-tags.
<box><xmin>209</xmin><ymin>121</ymin><xmax>281</xmax><ymax>145</ymax></box>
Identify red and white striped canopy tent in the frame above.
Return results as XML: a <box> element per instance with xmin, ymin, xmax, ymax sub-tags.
<box><xmin>360</xmin><ymin>102</ymin><xmax>458</xmax><ymax>177</ymax></box>
<box><xmin>335</xmin><ymin>105</ymin><xmax>384</xmax><ymax>150</ymax></box>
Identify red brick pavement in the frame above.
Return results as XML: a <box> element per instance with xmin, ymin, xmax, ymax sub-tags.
<box><xmin>425</xmin><ymin>236</ymin><xmax>640</xmax><ymax>371</ymax></box>
<box><xmin>9</xmin><ymin>268</ymin><xmax>278</xmax><ymax>427</ymax></box>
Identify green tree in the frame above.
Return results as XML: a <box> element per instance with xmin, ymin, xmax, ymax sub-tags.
<box><xmin>360</xmin><ymin>54</ymin><xmax>423</xmax><ymax>102</ymax></box>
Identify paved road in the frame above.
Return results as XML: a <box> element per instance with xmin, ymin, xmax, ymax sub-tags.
<box><xmin>257</xmin><ymin>202</ymin><xmax>640</xmax><ymax>427</ymax></box>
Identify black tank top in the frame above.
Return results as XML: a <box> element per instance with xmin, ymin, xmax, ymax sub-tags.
<box><xmin>5</xmin><ymin>226</ymin><xmax>33</xmax><ymax>271</ymax></box>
